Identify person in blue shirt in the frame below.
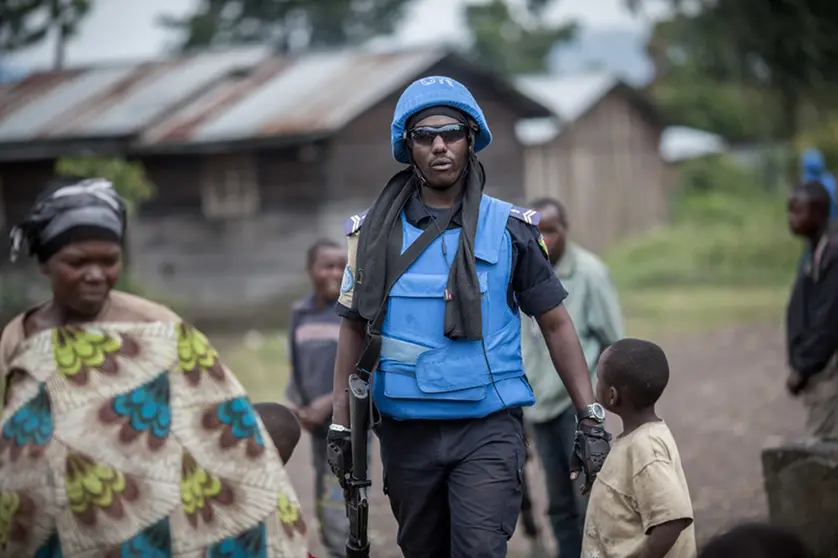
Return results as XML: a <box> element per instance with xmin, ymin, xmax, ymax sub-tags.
<box><xmin>800</xmin><ymin>148</ymin><xmax>837</xmax><ymax>220</ymax></box>
<box><xmin>327</xmin><ymin>76</ymin><xmax>612</xmax><ymax>557</ymax></box>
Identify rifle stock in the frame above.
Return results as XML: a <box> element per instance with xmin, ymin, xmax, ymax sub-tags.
<box><xmin>345</xmin><ymin>373</ymin><xmax>371</xmax><ymax>558</ymax></box>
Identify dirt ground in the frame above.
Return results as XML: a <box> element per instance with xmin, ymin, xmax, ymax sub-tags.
<box><xmin>283</xmin><ymin>320</ymin><xmax>805</xmax><ymax>557</ymax></box>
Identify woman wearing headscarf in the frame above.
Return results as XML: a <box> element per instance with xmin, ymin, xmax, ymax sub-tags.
<box><xmin>0</xmin><ymin>176</ymin><xmax>309</xmax><ymax>557</ymax></box>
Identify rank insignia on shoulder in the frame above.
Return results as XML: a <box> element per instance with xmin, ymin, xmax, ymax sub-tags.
<box><xmin>344</xmin><ymin>209</ymin><xmax>369</xmax><ymax>236</ymax></box>
<box><xmin>510</xmin><ymin>205</ymin><xmax>541</xmax><ymax>226</ymax></box>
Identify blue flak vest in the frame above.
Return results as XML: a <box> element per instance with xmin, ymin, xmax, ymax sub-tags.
<box><xmin>373</xmin><ymin>195</ymin><xmax>536</xmax><ymax>420</ymax></box>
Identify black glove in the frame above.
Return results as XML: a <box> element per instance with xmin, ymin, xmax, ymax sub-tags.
<box><xmin>326</xmin><ymin>426</ymin><xmax>352</xmax><ymax>489</ymax></box>
<box><xmin>570</xmin><ymin>421</ymin><xmax>612</xmax><ymax>494</ymax></box>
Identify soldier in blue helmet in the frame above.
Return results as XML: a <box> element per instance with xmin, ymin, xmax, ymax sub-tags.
<box><xmin>328</xmin><ymin>76</ymin><xmax>612</xmax><ymax>557</ymax></box>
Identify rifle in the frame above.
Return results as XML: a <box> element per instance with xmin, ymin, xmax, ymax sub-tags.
<box><xmin>328</xmin><ymin>373</ymin><xmax>371</xmax><ymax>558</ymax></box>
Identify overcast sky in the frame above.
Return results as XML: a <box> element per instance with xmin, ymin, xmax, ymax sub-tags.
<box><xmin>7</xmin><ymin>0</ymin><xmax>671</xmax><ymax>69</ymax></box>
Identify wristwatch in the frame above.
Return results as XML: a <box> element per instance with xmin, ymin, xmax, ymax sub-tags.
<box><xmin>577</xmin><ymin>403</ymin><xmax>606</xmax><ymax>423</ymax></box>
<box><xmin>329</xmin><ymin>424</ymin><xmax>350</xmax><ymax>433</ymax></box>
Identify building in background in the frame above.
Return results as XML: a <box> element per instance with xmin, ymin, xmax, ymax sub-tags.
<box><xmin>659</xmin><ymin>126</ymin><xmax>727</xmax><ymax>166</ymax></box>
<box><xmin>515</xmin><ymin>72</ymin><xmax>667</xmax><ymax>252</ymax></box>
<box><xmin>0</xmin><ymin>47</ymin><xmax>551</xmax><ymax>327</ymax></box>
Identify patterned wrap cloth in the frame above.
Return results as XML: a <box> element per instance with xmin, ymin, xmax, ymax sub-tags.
<box><xmin>0</xmin><ymin>318</ymin><xmax>309</xmax><ymax>558</ymax></box>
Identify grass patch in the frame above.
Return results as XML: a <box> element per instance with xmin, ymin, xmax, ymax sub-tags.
<box><xmin>212</xmin><ymin>331</ymin><xmax>290</xmax><ymax>402</ymax></box>
<box><xmin>604</xmin><ymin>190</ymin><xmax>799</xmax><ymax>290</ymax></box>
<box><xmin>620</xmin><ymin>284</ymin><xmax>788</xmax><ymax>338</ymax></box>
<box><xmin>603</xmin><ymin>159</ymin><xmax>799</xmax><ymax>336</ymax></box>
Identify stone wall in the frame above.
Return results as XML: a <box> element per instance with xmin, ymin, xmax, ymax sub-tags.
<box><xmin>762</xmin><ymin>438</ymin><xmax>838</xmax><ymax>557</ymax></box>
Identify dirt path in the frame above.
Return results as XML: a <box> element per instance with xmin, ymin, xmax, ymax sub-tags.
<box><xmin>283</xmin><ymin>321</ymin><xmax>804</xmax><ymax>557</ymax></box>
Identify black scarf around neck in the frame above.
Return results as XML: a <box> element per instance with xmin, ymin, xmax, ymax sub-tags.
<box><xmin>354</xmin><ymin>154</ymin><xmax>486</xmax><ymax>341</ymax></box>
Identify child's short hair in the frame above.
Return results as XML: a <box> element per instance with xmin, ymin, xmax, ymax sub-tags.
<box><xmin>253</xmin><ymin>402</ymin><xmax>301</xmax><ymax>464</ymax></box>
<box><xmin>601</xmin><ymin>338</ymin><xmax>669</xmax><ymax>409</ymax></box>
<box><xmin>698</xmin><ymin>522</ymin><xmax>810</xmax><ymax>558</ymax></box>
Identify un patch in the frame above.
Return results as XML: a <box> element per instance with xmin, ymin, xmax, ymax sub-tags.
<box><xmin>341</xmin><ymin>265</ymin><xmax>354</xmax><ymax>293</ymax></box>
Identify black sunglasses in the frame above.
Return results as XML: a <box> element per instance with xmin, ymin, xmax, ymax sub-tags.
<box><xmin>406</xmin><ymin>123</ymin><xmax>469</xmax><ymax>146</ymax></box>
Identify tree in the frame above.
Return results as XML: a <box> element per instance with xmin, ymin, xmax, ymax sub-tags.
<box><xmin>627</xmin><ymin>0</ymin><xmax>838</xmax><ymax>140</ymax></box>
<box><xmin>55</xmin><ymin>155</ymin><xmax>156</xmax><ymax>213</ymax></box>
<box><xmin>641</xmin><ymin>14</ymin><xmax>780</xmax><ymax>142</ymax></box>
<box><xmin>0</xmin><ymin>0</ymin><xmax>92</xmax><ymax>69</ymax></box>
<box><xmin>465</xmin><ymin>0</ymin><xmax>577</xmax><ymax>75</ymax></box>
<box><xmin>161</xmin><ymin>0</ymin><xmax>413</xmax><ymax>54</ymax></box>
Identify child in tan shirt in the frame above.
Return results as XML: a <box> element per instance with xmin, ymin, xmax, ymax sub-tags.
<box><xmin>582</xmin><ymin>338</ymin><xmax>697</xmax><ymax>558</ymax></box>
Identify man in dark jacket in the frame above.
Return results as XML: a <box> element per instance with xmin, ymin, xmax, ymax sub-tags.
<box><xmin>786</xmin><ymin>181</ymin><xmax>838</xmax><ymax>440</ymax></box>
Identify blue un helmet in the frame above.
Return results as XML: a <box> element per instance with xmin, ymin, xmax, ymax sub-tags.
<box><xmin>391</xmin><ymin>76</ymin><xmax>492</xmax><ymax>164</ymax></box>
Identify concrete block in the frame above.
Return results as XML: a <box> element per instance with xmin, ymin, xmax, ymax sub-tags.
<box><xmin>762</xmin><ymin>437</ymin><xmax>838</xmax><ymax>557</ymax></box>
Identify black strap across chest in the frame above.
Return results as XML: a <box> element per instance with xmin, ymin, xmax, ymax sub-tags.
<box><xmin>355</xmin><ymin>205</ymin><xmax>457</xmax><ymax>379</ymax></box>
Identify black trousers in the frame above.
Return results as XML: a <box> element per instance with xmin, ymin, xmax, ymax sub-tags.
<box><xmin>377</xmin><ymin>408</ymin><xmax>526</xmax><ymax>558</ymax></box>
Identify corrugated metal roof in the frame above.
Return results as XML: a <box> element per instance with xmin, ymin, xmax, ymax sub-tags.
<box><xmin>0</xmin><ymin>47</ymin><xmax>271</xmax><ymax>143</ymax></box>
<box><xmin>516</xmin><ymin>73</ymin><xmax>617</xmax><ymax>122</ymax></box>
<box><xmin>142</xmin><ymin>49</ymin><xmax>446</xmax><ymax>146</ymax></box>
<box><xmin>0</xmin><ymin>47</ymin><xmax>550</xmax><ymax>153</ymax></box>
<box><xmin>514</xmin><ymin>73</ymin><xmax>619</xmax><ymax>145</ymax></box>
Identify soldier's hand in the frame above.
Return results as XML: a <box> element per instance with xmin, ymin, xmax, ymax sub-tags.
<box><xmin>570</xmin><ymin>422</ymin><xmax>612</xmax><ymax>495</ymax></box>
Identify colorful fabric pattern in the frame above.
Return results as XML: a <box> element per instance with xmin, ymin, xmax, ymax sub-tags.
<box><xmin>0</xmin><ymin>321</ymin><xmax>308</xmax><ymax>558</ymax></box>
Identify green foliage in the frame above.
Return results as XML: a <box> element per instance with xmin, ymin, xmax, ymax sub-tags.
<box><xmin>794</xmin><ymin>117</ymin><xmax>838</xmax><ymax>176</ymax></box>
<box><xmin>605</xmin><ymin>157</ymin><xmax>799</xmax><ymax>290</ymax></box>
<box><xmin>161</xmin><ymin>0</ymin><xmax>413</xmax><ymax>53</ymax></box>
<box><xmin>630</xmin><ymin>0</ymin><xmax>838</xmax><ymax>141</ymax></box>
<box><xmin>652</xmin><ymin>77</ymin><xmax>778</xmax><ymax>143</ymax></box>
<box><xmin>55</xmin><ymin>156</ymin><xmax>156</xmax><ymax>212</ymax></box>
<box><xmin>465</xmin><ymin>0</ymin><xmax>577</xmax><ymax>75</ymax></box>
<box><xmin>0</xmin><ymin>0</ymin><xmax>91</xmax><ymax>68</ymax></box>
<box><xmin>675</xmin><ymin>155</ymin><xmax>764</xmax><ymax>198</ymax></box>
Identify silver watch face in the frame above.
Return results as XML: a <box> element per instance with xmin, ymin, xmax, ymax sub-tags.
<box><xmin>591</xmin><ymin>403</ymin><xmax>606</xmax><ymax>421</ymax></box>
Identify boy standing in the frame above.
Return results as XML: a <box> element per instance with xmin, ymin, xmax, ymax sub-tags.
<box><xmin>583</xmin><ymin>338</ymin><xmax>696</xmax><ymax>558</ymax></box>
<box><xmin>286</xmin><ymin>239</ymin><xmax>349</xmax><ymax>558</ymax></box>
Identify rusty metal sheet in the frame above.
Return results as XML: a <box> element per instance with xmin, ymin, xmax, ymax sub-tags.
<box><xmin>0</xmin><ymin>70</ymin><xmax>83</xmax><ymax>121</ymax></box>
<box><xmin>0</xmin><ymin>47</ymin><xmax>270</xmax><ymax>144</ymax></box>
<box><xmin>82</xmin><ymin>48</ymin><xmax>270</xmax><ymax>137</ymax></box>
<box><xmin>183</xmin><ymin>49</ymin><xmax>444</xmax><ymax>144</ymax></box>
<box><xmin>2</xmin><ymin>47</ymin><xmax>548</xmax><ymax>151</ymax></box>
<box><xmin>141</xmin><ymin>58</ymin><xmax>292</xmax><ymax>145</ymax></box>
<box><xmin>0</xmin><ymin>66</ymin><xmax>134</xmax><ymax>142</ymax></box>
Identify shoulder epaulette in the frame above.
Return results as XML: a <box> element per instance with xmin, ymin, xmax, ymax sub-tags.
<box><xmin>509</xmin><ymin>205</ymin><xmax>541</xmax><ymax>226</ymax></box>
<box><xmin>344</xmin><ymin>209</ymin><xmax>369</xmax><ymax>236</ymax></box>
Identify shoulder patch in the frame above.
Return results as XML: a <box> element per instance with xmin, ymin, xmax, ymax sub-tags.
<box><xmin>341</xmin><ymin>265</ymin><xmax>355</xmax><ymax>294</ymax></box>
<box><xmin>537</xmin><ymin>233</ymin><xmax>550</xmax><ymax>258</ymax></box>
<box><xmin>509</xmin><ymin>205</ymin><xmax>541</xmax><ymax>226</ymax></box>
<box><xmin>344</xmin><ymin>209</ymin><xmax>369</xmax><ymax>236</ymax></box>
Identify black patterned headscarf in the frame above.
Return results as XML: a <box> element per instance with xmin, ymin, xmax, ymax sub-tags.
<box><xmin>9</xmin><ymin>176</ymin><xmax>127</xmax><ymax>263</ymax></box>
